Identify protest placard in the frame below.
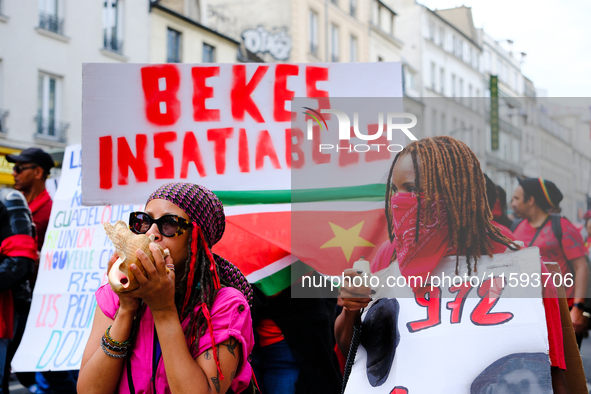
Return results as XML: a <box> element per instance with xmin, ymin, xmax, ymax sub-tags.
<box><xmin>344</xmin><ymin>248</ymin><xmax>552</xmax><ymax>393</ymax></box>
<box><xmin>11</xmin><ymin>145</ymin><xmax>141</xmax><ymax>372</ymax></box>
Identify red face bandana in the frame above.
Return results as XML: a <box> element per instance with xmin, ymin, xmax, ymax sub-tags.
<box><xmin>390</xmin><ymin>192</ymin><xmax>451</xmax><ymax>281</ymax></box>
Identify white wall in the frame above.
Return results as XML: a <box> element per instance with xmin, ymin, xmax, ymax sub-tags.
<box><xmin>0</xmin><ymin>0</ymin><xmax>150</xmax><ymax>149</ymax></box>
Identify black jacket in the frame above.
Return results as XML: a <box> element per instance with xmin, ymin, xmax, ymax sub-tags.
<box><xmin>0</xmin><ymin>189</ymin><xmax>35</xmax><ymax>310</ymax></box>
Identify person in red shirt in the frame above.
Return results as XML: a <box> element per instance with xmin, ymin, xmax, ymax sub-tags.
<box><xmin>7</xmin><ymin>148</ymin><xmax>54</xmax><ymax>253</ymax></box>
<box><xmin>583</xmin><ymin>211</ymin><xmax>591</xmax><ymax>255</ymax></box>
<box><xmin>511</xmin><ymin>177</ymin><xmax>589</xmax><ymax>343</ymax></box>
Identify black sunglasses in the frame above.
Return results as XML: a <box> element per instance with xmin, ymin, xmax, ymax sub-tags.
<box><xmin>13</xmin><ymin>164</ymin><xmax>38</xmax><ymax>174</ymax></box>
<box><xmin>129</xmin><ymin>212</ymin><xmax>191</xmax><ymax>237</ymax></box>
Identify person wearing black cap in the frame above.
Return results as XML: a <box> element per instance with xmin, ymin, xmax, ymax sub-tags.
<box><xmin>511</xmin><ymin>177</ymin><xmax>589</xmax><ymax>344</ymax></box>
<box><xmin>6</xmin><ymin>147</ymin><xmax>55</xmax><ymax>253</ymax></box>
<box><xmin>4</xmin><ymin>148</ymin><xmax>73</xmax><ymax>393</ymax></box>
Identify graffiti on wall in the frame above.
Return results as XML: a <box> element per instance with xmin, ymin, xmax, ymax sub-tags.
<box><xmin>242</xmin><ymin>26</ymin><xmax>292</xmax><ymax>61</ymax></box>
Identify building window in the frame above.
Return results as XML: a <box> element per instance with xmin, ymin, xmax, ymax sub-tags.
<box><xmin>451</xmin><ymin>74</ymin><xmax>456</xmax><ymax>97</ymax></box>
<box><xmin>350</xmin><ymin>36</ymin><xmax>357</xmax><ymax>62</ymax></box>
<box><xmin>103</xmin><ymin>0</ymin><xmax>124</xmax><ymax>55</ymax></box>
<box><xmin>372</xmin><ymin>1</ymin><xmax>379</xmax><ymax>25</ymax></box>
<box><xmin>390</xmin><ymin>13</ymin><xmax>395</xmax><ymax>36</ymax></box>
<box><xmin>456</xmin><ymin>37</ymin><xmax>463</xmax><ymax>58</ymax></box>
<box><xmin>438</xmin><ymin>27</ymin><xmax>444</xmax><ymax>47</ymax></box>
<box><xmin>167</xmin><ymin>28</ymin><xmax>181</xmax><ymax>63</ymax></box>
<box><xmin>403</xmin><ymin>65</ymin><xmax>416</xmax><ymax>93</ymax></box>
<box><xmin>39</xmin><ymin>0</ymin><xmax>64</xmax><ymax>35</ymax></box>
<box><xmin>430</xmin><ymin>62</ymin><xmax>436</xmax><ymax>90</ymax></box>
<box><xmin>309</xmin><ymin>10</ymin><xmax>318</xmax><ymax>56</ymax></box>
<box><xmin>202</xmin><ymin>43</ymin><xmax>215</xmax><ymax>63</ymax></box>
<box><xmin>36</xmin><ymin>73</ymin><xmax>67</xmax><ymax>142</ymax></box>
<box><xmin>0</xmin><ymin>110</ymin><xmax>7</xmax><ymax>135</ymax></box>
<box><xmin>331</xmin><ymin>24</ymin><xmax>339</xmax><ymax>62</ymax></box>
<box><xmin>440</xmin><ymin>67</ymin><xmax>445</xmax><ymax>94</ymax></box>
<box><xmin>459</xmin><ymin>78</ymin><xmax>463</xmax><ymax>100</ymax></box>
<box><xmin>428</xmin><ymin>22</ymin><xmax>435</xmax><ymax>41</ymax></box>
<box><xmin>349</xmin><ymin>0</ymin><xmax>356</xmax><ymax>17</ymax></box>
<box><xmin>441</xmin><ymin>113</ymin><xmax>446</xmax><ymax>134</ymax></box>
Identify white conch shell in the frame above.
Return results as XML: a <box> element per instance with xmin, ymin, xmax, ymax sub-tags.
<box><xmin>103</xmin><ymin>220</ymin><xmax>170</xmax><ymax>293</ymax></box>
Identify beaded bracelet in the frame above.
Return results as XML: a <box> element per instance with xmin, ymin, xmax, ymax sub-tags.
<box><xmin>101</xmin><ymin>336</ymin><xmax>128</xmax><ymax>352</ymax></box>
<box><xmin>101</xmin><ymin>341</ymin><xmax>128</xmax><ymax>359</ymax></box>
<box><xmin>104</xmin><ymin>325</ymin><xmax>131</xmax><ymax>348</ymax></box>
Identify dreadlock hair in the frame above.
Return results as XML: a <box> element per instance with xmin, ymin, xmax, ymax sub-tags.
<box><xmin>175</xmin><ymin>226</ymin><xmax>230</xmax><ymax>351</ymax></box>
<box><xmin>145</xmin><ymin>182</ymin><xmax>253</xmax><ymax>378</ymax></box>
<box><xmin>385</xmin><ymin>136</ymin><xmax>519</xmax><ymax>275</ymax></box>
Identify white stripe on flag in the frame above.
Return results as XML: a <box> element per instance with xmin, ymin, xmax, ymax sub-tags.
<box><xmin>246</xmin><ymin>254</ymin><xmax>298</xmax><ymax>283</ymax></box>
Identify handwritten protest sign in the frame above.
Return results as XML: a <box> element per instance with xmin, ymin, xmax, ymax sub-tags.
<box><xmin>81</xmin><ymin>62</ymin><xmax>406</xmax><ymax>292</ymax></box>
<box><xmin>11</xmin><ymin>145</ymin><xmax>141</xmax><ymax>372</ymax></box>
<box><xmin>344</xmin><ymin>248</ymin><xmax>552</xmax><ymax>393</ymax></box>
<box><xmin>81</xmin><ymin>63</ymin><xmax>403</xmax><ymax>205</ymax></box>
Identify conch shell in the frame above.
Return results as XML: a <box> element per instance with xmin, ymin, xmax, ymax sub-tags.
<box><xmin>103</xmin><ymin>220</ymin><xmax>170</xmax><ymax>293</ymax></box>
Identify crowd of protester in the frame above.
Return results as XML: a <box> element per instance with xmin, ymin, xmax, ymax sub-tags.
<box><xmin>1</xmin><ymin>138</ymin><xmax>591</xmax><ymax>394</ymax></box>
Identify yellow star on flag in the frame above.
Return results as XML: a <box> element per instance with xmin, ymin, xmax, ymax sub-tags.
<box><xmin>320</xmin><ymin>221</ymin><xmax>375</xmax><ymax>262</ymax></box>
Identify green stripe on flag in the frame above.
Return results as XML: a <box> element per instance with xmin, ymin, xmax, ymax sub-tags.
<box><xmin>215</xmin><ymin>184</ymin><xmax>386</xmax><ymax>206</ymax></box>
<box><xmin>253</xmin><ymin>265</ymin><xmax>292</xmax><ymax>296</ymax></box>
<box><xmin>253</xmin><ymin>260</ymin><xmax>315</xmax><ymax>296</ymax></box>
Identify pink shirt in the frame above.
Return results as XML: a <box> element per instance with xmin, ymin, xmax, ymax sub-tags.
<box><xmin>96</xmin><ymin>284</ymin><xmax>254</xmax><ymax>393</ymax></box>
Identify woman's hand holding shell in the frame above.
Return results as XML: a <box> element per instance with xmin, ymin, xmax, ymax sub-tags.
<box><xmin>128</xmin><ymin>243</ymin><xmax>177</xmax><ymax>313</ymax></box>
<box><xmin>107</xmin><ymin>252</ymin><xmax>141</xmax><ymax>313</ymax></box>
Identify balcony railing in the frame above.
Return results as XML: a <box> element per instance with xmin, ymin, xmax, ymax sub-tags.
<box><xmin>103</xmin><ymin>34</ymin><xmax>124</xmax><ymax>55</ymax></box>
<box><xmin>0</xmin><ymin>110</ymin><xmax>8</xmax><ymax>134</ymax></box>
<box><xmin>39</xmin><ymin>12</ymin><xmax>64</xmax><ymax>35</ymax></box>
<box><xmin>35</xmin><ymin>115</ymin><xmax>68</xmax><ymax>143</ymax></box>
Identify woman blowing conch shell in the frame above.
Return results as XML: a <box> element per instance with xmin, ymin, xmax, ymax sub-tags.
<box><xmin>103</xmin><ymin>220</ymin><xmax>171</xmax><ymax>293</ymax></box>
<box><xmin>78</xmin><ymin>183</ymin><xmax>255</xmax><ymax>394</ymax></box>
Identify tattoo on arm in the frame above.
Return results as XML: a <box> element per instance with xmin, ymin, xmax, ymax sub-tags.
<box><xmin>204</xmin><ymin>349</ymin><xmax>211</xmax><ymax>360</ymax></box>
<box><xmin>211</xmin><ymin>372</ymin><xmax>221</xmax><ymax>393</ymax></box>
<box><xmin>223</xmin><ymin>338</ymin><xmax>239</xmax><ymax>357</ymax></box>
<box><xmin>230</xmin><ymin>371</ymin><xmax>235</xmax><ymax>381</ymax></box>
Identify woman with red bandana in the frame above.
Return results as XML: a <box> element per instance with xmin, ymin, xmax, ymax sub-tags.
<box><xmin>335</xmin><ymin>136</ymin><xmax>568</xmax><ymax>393</ymax></box>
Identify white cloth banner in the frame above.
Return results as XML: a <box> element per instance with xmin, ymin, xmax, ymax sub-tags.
<box><xmin>12</xmin><ymin>145</ymin><xmax>141</xmax><ymax>372</ymax></box>
<box><xmin>81</xmin><ymin>62</ymin><xmax>404</xmax><ymax>205</ymax></box>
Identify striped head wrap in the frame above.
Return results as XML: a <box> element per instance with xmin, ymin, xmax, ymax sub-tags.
<box><xmin>148</xmin><ymin>182</ymin><xmax>225</xmax><ymax>246</ymax></box>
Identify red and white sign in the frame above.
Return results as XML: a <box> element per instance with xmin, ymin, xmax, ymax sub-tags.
<box><xmin>81</xmin><ymin>63</ymin><xmax>403</xmax><ymax>205</ymax></box>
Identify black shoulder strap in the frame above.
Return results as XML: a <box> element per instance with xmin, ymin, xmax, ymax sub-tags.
<box><xmin>549</xmin><ymin>214</ymin><xmax>563</xmax><ymax>249</ymax></box>
<box><xmin>528</xmin><ymin>215</ymin><xmax>552</xmax><ymax>247</ymax></box>
<box><xmin>127</xmin><ymin>354</ymin><xmax>135</xmax><ymax>394</ymax></box>
<box><xmin>510</xmin><ymin>218</ymin><xmax>524</xmax><ymax>233</ymax></box>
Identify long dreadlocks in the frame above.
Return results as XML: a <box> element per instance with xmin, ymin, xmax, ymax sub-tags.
<box><xmin>385</xmin><ymin>136</ymin><xmax>519</xmax><ymax>274</ymax></box>
<box><xmin>146</xmin><ymin>182</ymin><xmax>253</xmax><ymax>379</ymax></box>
